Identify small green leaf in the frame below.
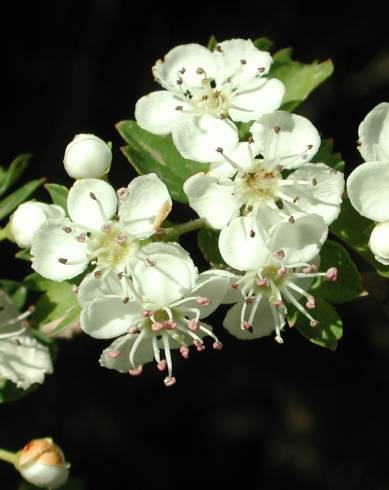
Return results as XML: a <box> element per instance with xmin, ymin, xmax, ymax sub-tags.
<box><xmin>295</xmin><ymin>298</ymin><xmax>343</xmax><ymax>351</ymax></box>
<box><xmin>0</xmin><ymin>178</ymin><xmax>45</xmax><ymax>221</ymax></box>
<box><xmin>253</xmin><ymin>37</ymin><xmax>273</xmax><ymax>51</ymax></box>
<box><xmin>116</xmin><ymin>120</ymin><xmax>208</xmax><ymax>203</ymax></box>
<box><xmin>331</xmin><ymin>198</ymin><xmax>389</xmax><ymax>277</ymax></box>
<box><xmin>0</xmin><ymin>379</ymin><xmax>37</xmax><ymax>404</ymax></box>
<box><xmin>311</xmin><ymin>240</ymin><xmax>365</xmax><ymax>303</ymax></box>
<box><xmin>0</xmin><ymin>153</ymin><xmax>32</xmax><ymax>198</ymax></box>
<box><xmin>15</xmin><ymin>249</ymin><xmax>32</xmax><ymax>261</ymax></box>
<box><xmin>45</xmin><ymin>183</ymin><xmax>69</xmax><ymax>211</ymax></box>
<box><xmin>0</xmin><ymin>279</ymin><xmax>27</xmax><ymax>310</ymax></box>
<box><xmin>207</xmin><ymin>35</ymin><xmax>218</xmax><ymax>51</ymax></box>
<box><xmin>312</xmin><ymin>139</ymin><xmax>345</xmax><ymax>172</ymax></box>
<box><xmin>23</xmin><ymin>272</ymin><xmax>58</xmax><ymax>292</ymax></box>
<box><xmin>32</xmin><ymin>282</ymin><xmax>78</xmax><ymax>326</ymax></box>
<box><xmin>270</xmin><ymin>48</ymin><xmax>334</xmax><ymax>112</ymax></box>
<box><xmin>48</xmin><ymin>304</ymin><xmax>81</xmax><ymax>337</ymax></box>
<box><xmin>197</xmin><ymin>228</ymin><xmax>227</xmax><ymax>268</ymax></box>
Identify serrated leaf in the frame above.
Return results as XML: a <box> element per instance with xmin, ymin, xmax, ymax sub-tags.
<box><xmin>0</xmin><ymin>153</ymin><xmax>32</xmax><ymax>198</ymax></box>
<box><xmin>23</xmin><ymin>272</ymin><xmax>58</xmax><ymax>292</ymax></box>
<box><xmin>253</xmin><ymin>37</ymin><xmax>273</xmax><ymax>52</ymax></box>
<box><xmin>0</xmin><ymin>178</ymin><xmax>45</xmax><ymax>221</ymax></box>
<box><xmin>270</xmin><ymin>48</ymin><xmax>334</xmax><ymax>112</ymax></box>
<box><xmin>311</xmin><ymin>240</ymin><xmax>365</xmax><ymax>303</ymax></box>
<box><xmin>32</xmin><ymin>282</ymin><xmax>78</xmax><ymax>326</ymax></box>
<box><xmin>331</xmin><ymin>198</ymin><xmax>389</xmax><ymax>278</ymax></box>
<box><xmin>197</xmin><ymin>228</ymin><xmax>227</xmax><ymax>268</ymax></box>
<box><xmin>45</xmin><ymin>183</ymin><xmax>69</xmax><ymax>211</ymax></box>
<box><xmin>116</xmin><ymin>120</ymin><xmax>208</xmax><ymax>203</ymax></box>
<box><xmin>295</xmin><ymin>298</ymin><xmax>343</xmax><ymax>351</ymax></box>
<box><xmin>312</xmin><ymin>139</ymin><xmax>345</xmax><ymax>172</ymax></box>
<box><xmin>0</xmin><ymin>279</ymin><xmax>27</xmax><ymax>310</ymax></box>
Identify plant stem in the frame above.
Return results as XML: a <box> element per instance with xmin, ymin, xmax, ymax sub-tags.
<box><xmin>160</xmin><ymin>218</ymin><xmax>206</xmax><ymax>240</ymax></box>
<box><xmin>0</xmin><ymin>447</ymin><xmax>17</xmax><ymax>465</ymax></box>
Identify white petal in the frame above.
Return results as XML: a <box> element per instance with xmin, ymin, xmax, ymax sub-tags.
<box><xmin>269</xmin><ymin>214</ymin><xmax>328</xmax><ymax>265</ymax></box>
<box><xmin>64</xmin><ymin>133</ymin><xmax>112</xmax><ymax>179</ymax></box>
<box><xmin>172</xmin><ymin>114</ymin><xmax>239</xmax><ymax>163</ymax></box>
<box><xmin>182</xmin><ymin>270</ymin><xmax>230</xmax><ymax>318</ymax></box>
<box><xmin>135</xmin><ymin>91</ymin><xmax>189</xmax><ymax>135</ymax></box>
<box><xmin>183</xmin><ymin>173</ymin><xmax>239</xmax><ymax>229</ymax></box>
<box><xmin>0</xmin><ymin>333</ymin><xmax>53</xmax><ymax>389</ymax></box>
<box><xmin>81</xmin><ymin>296</ymin><xmax>142</xmax><ymax>339</ymax></box>
<box><xmin>0</xmin><ymin>291</ymin><xmax>25</xmax><ymax>338</ymax></box>
<box><xmin>118</xmin><ymin>174</ymin><xmax>172</xmax><ymax>239</ymax></box>
<box><xmin>369</xmin><ymin>221</ymin><xmax>389</xmax><ymax>264</ymax></box>
<box><xmin>10</xmin><ymin>201</ymin><xmax>65</xmax><ymax>249</ymax></box>
<box><xmin>210</xmin><ymin>142</ymin><xmax>254</xmax><ymax>176</ymax></box>
<box><xmin>67</xmin><ymin>179</ymin><xmax>117</xmax><ymax>230</ymax></box>
<box><xmin>347</xmin><ymin>161</ymin><xmax>389</xmax><ymax>221</ymax></box>
<box><xmin>132</xmin><ymin>242</ymin><xmax>198</xmax><ymax>306</ymax></box>
<box><xmin>31</xmin><ymin>219</ymin><xmax>89</xmax><ymax>281</ymax></box>
<box><xmin>99</xmin><ymin>333</ymin><xmax>155</xmax><ymax>372</ymax></box>
<box><xmin>77</xmin><ymin>271</ymin><xmax>124</xmax><ymax>308</ymax></box>
<box><xmin>358</xmin><ymin>102</ymin><xmax>389</xmax><ymax>162</ymax></box>
<box><xmin>250</xmin><ymin>111</ymin><xmax>321</xmax><ymax>168</ymax></box>
<box><xmin>282</xmin><ymin>163</ymin><xmax>345</xmax><ymax>225</ymax></box>
<box><xmin>229</xmin><ymin>78</ymin><xmax>285</xmax><ymax>123</ymax></box>
<box><xmin>153</xmin><ymin>43</ymin><xmax>218</xmax><ymax>91</ymax></box>
<box><xmin>223</xmin><ymin>298</ymin><xmax>279</xmax><ymax>340</ymax></box>
<box><xmin>219</xmin><ymin>216</ymin><xmax>270</xmax><ymax>271</ymax></box>
<box><xmin>214</xmin><ymin>39</ymin><xmax>272</xmax><ymax>86</ymax></box>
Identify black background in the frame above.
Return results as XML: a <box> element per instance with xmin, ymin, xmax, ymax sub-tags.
<box><xmin>1</xmin><ymin>3</ymin><xmax>389</xmax><ymax>489</ymax></box>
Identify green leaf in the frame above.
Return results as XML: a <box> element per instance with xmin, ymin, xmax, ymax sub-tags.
<box><xmin>15</xmin><ymin>249</ymin><xmax>32</xmax><ymax>261</ymax></box>
<box><xmin>207</xmin><ymin>35</ymin><xmax>218</xmax><ymax>51</ymax></box>
<box><xmin>0</xmin><ymin>279</ymin><xmax>27</xmax><ymax>310</ymax></box>
<box><xmin>116</xmin><ymin>120</ymin><xmax>208</xmax><ymax>203</ymax></box>
<box><xmin>0</xmin><ymin>178</ymin><xmax>45</xmax><ymax>221</ymax></box>
<box><xmin>23</xmin><ymin>272</ymin><xmax>59</xmax><ymax>292</ymax></box>
<box><xmin>32</xmin><ymin>282</ymin><xmax>78</xmax><ymax>326</ymax></box>
<box><xmin>0</xmin><ymin>153</ymin><xmax>32</xmax><ymax>198</ymax></box>
<box><xmin>253</xmin><ymin>37</ymin><xmax>273</xmax><ymax>51</ymax></box>
<box><xmin>312</xmin><ymin>139</ymin><xmax>345</xmax><ymax>172</ymax></box>
<box><xmin>0</xmin><ymin>379</ymin><xmax>37</xmax><ymax>404</ymax></box>
<box><xmin>45</xmin><ymin>183</ymin><xmax>69</xmax><ymax>211</ymax></box>
<box><xmin>197</xmin><ymin>228</ymin><xmax>227</xmax><ymax>268</ymax></box>
<box><xmin>311</xmin><ymin>240</ymin><xmax>365</xmax><ymax>304</ymax></box>
<box><xmin>331</xmin><ymin>198</ymin><xmax>389</xmax><ymax>277</ymax></box>
<box><xmin>48</xmin><ymin>304</ymin><xmax>81</xmax><ymax>338</ymax></box>
<box><xmin>295</xmin><ymin>298</ymin><xmax>343</xmax><ymax>351</ymax></box>
<box><xmin>270</xmin><ymin>48</ymin><xmax>334</xmax><ymax>112</ymax></box>
<box><xmin>18</xmin><ymin>477</ymin><xmax>85</xmax><ymax>490</ymax></box>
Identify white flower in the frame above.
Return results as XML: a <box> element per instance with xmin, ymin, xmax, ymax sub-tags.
<box><xmin>184</xmin><ymin>111</ymin><xmax>344</xmax><ymax>229</ymax></box>
<box><xmin>64</xmin><ymin>133</ymin><xmax>112</xmax><ymax>179</ymax></box>
<box><xmin>30</xmin><ymin>174</ymin><xmax>172</xmax><ymax>281</ymax></box>
<box><xmin>9</xmin><ymin>201</ymin><xmax>65</xmax><ymax>249</ymax></box>
<box><xmin>0</xmin><ymin>291</ymin><xmax>53</xmax><ymax>390</ymax></box>
<box><xmin>80</xmin><ymin>242</ymin><xmax>229</xmax><ymax>386</ymax></box>
<box><xmin>17</xmin><ymin>437</ymin><xmax>70</xmax><ymax>489</ymax></box>
<box><xmin>135</xmin><ymin>39</ymin><xmax>285</xmax><ymax>163</ymax></box>
<box><xmin>218</xmin><ymin>214</ymin><xmax>336</xmax><ymax>343</ymax></box>
<box><xmin>347</xmin><ymin>102</ymin><xmax>389</xmax><ymax>264</ymax></box>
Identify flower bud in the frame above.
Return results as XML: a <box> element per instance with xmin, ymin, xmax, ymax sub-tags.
<box><xmin>369</xmin><ymin>221</ymin><xmax>389</xmax><ymax>265</ymax></box>
<box><xmin>63</xmin><ymin>134</ymin><xmax>112</xmax><ymax>179</ymax></box>
<box><xmin>16</xmin><ymin>438</ymin><xmax>70</xmax><ymax>489</ymax></box>
<box><xmin>9</xmin><ymin>201</ymin><xmax>65</xmax><ymax>249</ymax></box>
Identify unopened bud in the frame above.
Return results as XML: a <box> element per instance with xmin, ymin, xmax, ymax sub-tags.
<box><xmin>369</xmin><ymin>221</ymin><xmax>389</xmax><ymax>265</ymax></box>
<box><xmin>9</xmin><ymin>202</ymin><xmax>65</xmax><ymax>249</ymax></box>
<box><xmin>63</xmin><ymin>134</ymin><xmax>112</xmax><ymax>179</ymax></box>
<box><xmin>16</xmin><ymin>437</ymin><xmax>70</xmax><ymax>489</ymax></box>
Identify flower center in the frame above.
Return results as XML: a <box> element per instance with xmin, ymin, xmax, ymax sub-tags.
<box><xmin>236</xmin><ymin>161</ymin><xmax>281</xmax><ymax>206</ymax></box>
<box><xmin>87</xmin><ymin>222</ymin><xmax>140</xmax><ymax>271</ymax></box>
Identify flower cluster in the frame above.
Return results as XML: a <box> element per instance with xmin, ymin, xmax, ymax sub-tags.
<box><xmin>6</xmin><ymin>38</ymin><xmax>345</xmax><ymax>388</ymax></box>
<box><xmin>347</xmin><ymin>103</ymin><xmax>389</xmax><ymax>264</ymax></box>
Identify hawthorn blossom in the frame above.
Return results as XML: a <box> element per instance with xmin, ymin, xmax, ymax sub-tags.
<box><xmin>30</xmin><ymin>174</ymin><xmax>172</xmax><ymax>281</ymax></box>
<box><xmin>64</xmin><ymin>133</ymin><xmax>112</xmax><ymax>179</ymax></box>
<box><xmin>347</xmin><ymin>102</ymin><xmax>389</xmax><ymax>264</ymax></box>
<box><xmin>0</xmin><ymin>291</ymin><xmax>53</xmax><ymax>390</ymax></box>
<box><xmin>80</xmin><ymin>242</ymin><xmax>229</xmax><ymax>386</ymax></box>
<box><xmin>218</xmin><ymin>214</ymin><xmax>336</xmax><ymax>343</ymax></box>
<box><xmin>135</xmin><ymin>39</ymin><xmax>285</xmax><ymax>163</ymax></box>
<box><xmin>10</xmin><ymin>201</ymin><xmax>65</xmax><ymax>249</ymax></box>
<box><xmin>184</xmin><ymin>111</ymin><xmax>344</xmax><ymax>229</ymax></box>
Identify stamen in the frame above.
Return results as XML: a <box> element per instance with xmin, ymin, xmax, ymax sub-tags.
<box><xmin>62</xmin><ymin>226</ymin><xmax>72</xmax><ymax>233</ymax></box>
<box><xmin>180</xmin><ymin>346</ymin><xmax>190</xmax><ymax>359</ymax></box>
<box><xmin>325</xmin><ymin>267</ymin><xmax>338</xmax><ymax>282</ymax></box>
<box><xmin>162</xmin><ymin>332</ymin><xmax>173</xmax><ymax>377</ymax></box>
<box><xmin>129</xmin><ymin>329</ymin><xmax>146</xmax><ymax>369</ymax></box>
<box><xmin>196</xmin><ymin>296</ymin><xmax>211</xmax><ymax>306</ymax></box>
<box><xmin>157</xmin><ymin>360</ymin><xmax>167</xmax><ymax>371</ymax></box>
<box><xmin>117</xmin><ymin>188</ymin><xmax>128</xmax><ymax>200</ymax></box>
<box><xmin>187</xmin><ymin>319</ymin><xmax>200</xmax><ymax>332</ymax></box>
<box><xmin>129</xmin><ymin>366</ymin><xmax>143</xmax><ymax>376</ymax></box>
<box><xmin>193</xmin><ymin>339</ymin><xmax>205</xmax><ymax>351</ymax></box>
<box><xmin>164</xmin><ymin>376</ymin><xmax>176</xmax><ymax>387</ymax></box>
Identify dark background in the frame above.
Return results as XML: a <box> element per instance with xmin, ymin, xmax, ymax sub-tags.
<box><xmin>1</xmin><ymin>3</ymin><xmax>389</xmax><ymax>489</ymax></box>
